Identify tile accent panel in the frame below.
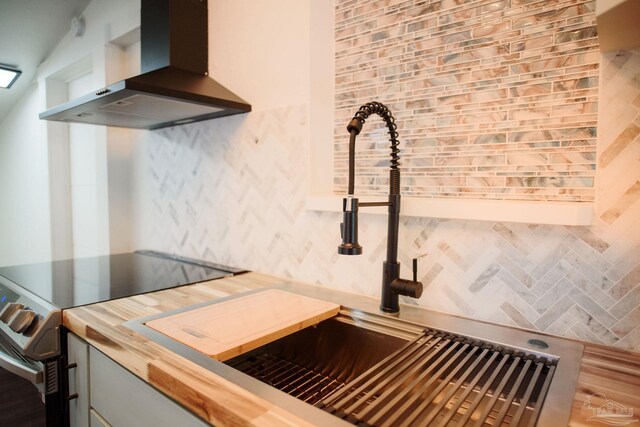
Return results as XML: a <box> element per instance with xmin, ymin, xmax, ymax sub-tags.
<box><xmin>139</xmin><ymin>50</ymin><xmax>640</xmax><ymax>352</ymax></box>
<box><xmin>333</xmin><ymin>0</ymin><xmax>599</xmax><ymax>202</ymax></box>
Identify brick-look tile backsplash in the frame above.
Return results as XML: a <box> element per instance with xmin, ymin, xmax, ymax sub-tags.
<box><xmin>333</xmin><ymin>0</ymin><xmax>599</xmax><ymax>202</ymax></box>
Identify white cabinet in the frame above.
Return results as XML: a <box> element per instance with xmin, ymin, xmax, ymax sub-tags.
<box><xmin>66</xmin><ymin>332</ymin><xmax>208</xmax><ymax>427</ymax></box>
<box><xmin>67</xmin><ymin>333</ymin><xmax>90</xmax><ymax>427</ymax></box>
<box><xmin>89</xmin><ymin>409</ymin><xmax>111</xmax><ymax>427</ymax></box>
<box><xmin>89</xmin><ymin>346</ymin><xmax>208</xmax><ymax>427</ymax></box>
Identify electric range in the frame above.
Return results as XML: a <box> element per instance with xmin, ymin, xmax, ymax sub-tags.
<box><xmin>0</xmin><ymin>250</ymin><xmax>243</xmax><ymax>426</ymax></box>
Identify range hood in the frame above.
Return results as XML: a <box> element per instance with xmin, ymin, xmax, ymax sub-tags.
<box><xmin>39</xmin><ymin>0</ymin><xmax>251</xmax><ymax>130</ymax></box>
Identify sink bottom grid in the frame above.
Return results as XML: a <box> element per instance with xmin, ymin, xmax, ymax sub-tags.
<box><xmin>317</xmin><ymin>328</ymin><xmax>557</xmax><ymax>427</ymax></box>
<box><xmin>225</xmin><ymin>353</ymin><xmax>345</xmax><ymax>405</ymax></box>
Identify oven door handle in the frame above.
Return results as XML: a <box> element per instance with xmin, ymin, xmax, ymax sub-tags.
<box><xmin>0</xmin><ymin>346</ymin><xmax>43</xmax><ymax>384</ymax></box>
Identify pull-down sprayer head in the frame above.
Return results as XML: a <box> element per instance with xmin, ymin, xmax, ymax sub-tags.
<box><xmin>338</xmin><ymin>196</ymin><xmax>362</xmax><ymax>255</ymax></box>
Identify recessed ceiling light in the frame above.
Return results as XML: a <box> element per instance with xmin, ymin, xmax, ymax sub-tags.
<box><xmin>0</xmin><ymin>65</ymin><xmax>22</xmax><ymax>89</ymax></box>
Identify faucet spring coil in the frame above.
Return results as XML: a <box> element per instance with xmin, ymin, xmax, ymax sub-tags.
<box><xmin>350</xmin><ymin>101</ymin><xmax>401</xmax><ymax>171</ymax></box>
<box><xmin>390</xmin><ymin>169</ymin><xmax>400</xmax><ymax>195</ymax></box>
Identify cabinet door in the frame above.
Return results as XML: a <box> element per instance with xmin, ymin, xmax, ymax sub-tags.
<box><xmin>67</xmin><ymin>333</ymin><xmax>90</xmax><ymax>427</ymax></box>
<box><xmin>89</xmin><ymin>409</ymin><xmax>111</xmax><ymax>427</ymax></box>
<box><xmin>89</xmin><ymin>347</ymin><xmax>208</xmax><ymax>427</ymax></box>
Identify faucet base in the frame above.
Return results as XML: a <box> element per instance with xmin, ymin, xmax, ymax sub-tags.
<box><xmin>380</xmin><ymin>306</ymin><xmax>400</xmax><ymax>315</ymax></box>
<box><xmin>381</xmin><ymin>261</ymin><xmax>400</xmax><ymax>313</ymax></box>
<box><xmin>380</xmin><ymin>261</ymin><xmax>424</xmax><ymax>314</ymax></box>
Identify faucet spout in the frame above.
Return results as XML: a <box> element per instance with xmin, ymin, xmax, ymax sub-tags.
<box><xmin>337</xmin><ymin>101</ymin><xmax>423</xmax><ymax>314</ymax></box>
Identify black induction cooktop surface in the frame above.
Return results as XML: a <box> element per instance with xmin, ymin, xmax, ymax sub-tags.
<box><xmin>0</xmin><ymin>251</ymin><xmax>241</xmax><ymax>309</ymax></box>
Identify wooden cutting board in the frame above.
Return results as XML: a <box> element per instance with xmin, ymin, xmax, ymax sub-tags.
<box><xmin>145</xmin><ymin>289</ymin><xmax>340</xmax><ymax>361</ymax></box>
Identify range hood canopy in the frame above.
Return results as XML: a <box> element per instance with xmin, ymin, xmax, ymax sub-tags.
<box><xmin>40</xmin><ymin>0</ymin><xmax>251</xmax><ymax>130</ymax></box>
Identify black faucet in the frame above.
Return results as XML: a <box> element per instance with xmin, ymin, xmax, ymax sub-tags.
<box><xmin>338</xmin><ymin>101</ymin><xmax>423</xmax><ymax>314</ymax></box>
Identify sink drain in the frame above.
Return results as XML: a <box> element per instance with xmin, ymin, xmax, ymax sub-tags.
<box><xmin>527</xmin><ymin>339</ymin><xmax>550</xmax><ymax>349</ymax></box>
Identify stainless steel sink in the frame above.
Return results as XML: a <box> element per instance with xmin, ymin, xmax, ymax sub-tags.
<box><xmin>125</xmin><ymin>287</ymin><xmax>584</xmax><ymax>427</ymax></box>
<box><xmin>224</xmin><ymin>317</ymin><xmax>409</xmax><ymax>405</ymax></box>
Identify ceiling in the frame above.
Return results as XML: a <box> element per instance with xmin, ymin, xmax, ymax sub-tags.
<box><xmin>0</xmin><ymin>0</ymin><xmax>91</xmax><ymax>124</ymax></box>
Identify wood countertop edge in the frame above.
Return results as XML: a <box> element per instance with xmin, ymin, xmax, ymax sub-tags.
<box><xmin>62</xmin><ymin>272</ymin><xmax>640</xmax><ymax>427</ymax></box>
<box><xmin>63</xmin><ymin>307</ymin><xmax>314</xmax><ymax>427</ymax></box>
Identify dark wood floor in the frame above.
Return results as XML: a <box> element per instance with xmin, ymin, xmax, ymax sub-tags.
<box><xmin>0</xmin><ymin>367</ymin><xmax>46</xmax><ymax>426</ymax></box>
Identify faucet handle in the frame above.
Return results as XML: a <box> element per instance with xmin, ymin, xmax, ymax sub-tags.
<box><xmin>390</xmin><ymin>276</ymin><xmax>423</xmax><ymax>299</ymax></box>
<box><xmin>390</xmin><ymin>259</ymin><xmax>423</xmax><ymax>300</ymax></box>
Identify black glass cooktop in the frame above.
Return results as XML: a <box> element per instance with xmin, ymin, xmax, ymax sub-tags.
<box><xmin>0</xmin><ymin>251</ymin><xmax>242</xmax><ymax>309</ymax></box>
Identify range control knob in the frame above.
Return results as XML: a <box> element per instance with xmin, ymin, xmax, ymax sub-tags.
<box><xmin>8</xmin><ymin>309</ymin><xmax>36</xmax><ymax>334</ymax></box>
<box><xmin>0</xmin><ymin>302</ymin><xmax>24</xmax><ymax>323</ymax></box>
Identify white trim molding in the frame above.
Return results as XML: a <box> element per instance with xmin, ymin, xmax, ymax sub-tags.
<box><xmin>306</xmin><ymin>195</ymin><xmax>594</xmax><ymax>226</ymax></box>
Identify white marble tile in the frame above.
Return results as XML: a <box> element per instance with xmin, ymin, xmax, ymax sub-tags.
<box><xmin>138</xmin><ymin>12</ymin><xmax>639</xmax><ymax>352</ymax></box>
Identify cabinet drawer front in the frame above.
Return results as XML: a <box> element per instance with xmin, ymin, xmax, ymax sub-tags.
<box><xmin>89</xmin><ymin>348</ymin><xmax>208</xmax><ymax>427</ymax></box>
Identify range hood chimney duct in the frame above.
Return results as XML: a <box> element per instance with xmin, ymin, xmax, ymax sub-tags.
<box><xmin>141</xmin><ymin>0</ymin><xmax>206</xmax><ymax>75</ymax></box>
<box><xmin>40</xmin><ymin>0</ymin><xmax>251</xmax><ymax>130</ymax></box>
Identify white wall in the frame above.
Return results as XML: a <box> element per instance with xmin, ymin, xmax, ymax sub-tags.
<box><xmin>67</xmin><ymin>72</ymin><xmax>110</xmax><ymax>258</ymax></box>
<box><xmin>208</xmin><ymin>0</ymin><xmax>311</xmax><ymax>111</ymax></box>
<box><xmin>134</xmin><ymin>2</ymin><xmax>640</xmax><ymax>353</ymax></box>
<box><xmin>37</xmin><ymin>0</ymin><xmax>139</xmax><ymax>89</ymax></box>
<box><xmin>0</xmin><ymin>0</ymin><xmax>139</xmax><ymax>266</ymax></box>
<box><xmin>39</xmin><ymin>0</ymin><xmax>140</xmax><ymax>259</ymax></box>
<box><xmin>0</xmin><ymin>84</ymin><xmax>52</xmax><ymax>266</ymax></box>
<box><xmin>0</xmin><ymin>0</ymin><xmax>312</xmax><ymax>267</ymax></box>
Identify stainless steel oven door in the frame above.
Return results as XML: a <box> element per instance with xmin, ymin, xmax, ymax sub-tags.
<box><xmin>0</xmin><ymin>333</ymin><xmax>48</xmax><ymax>426</ymax></box>
<box><xmin>0</xmin><ymin>333</ymin><xmax>43</xmax><ymax>386</ymax></box>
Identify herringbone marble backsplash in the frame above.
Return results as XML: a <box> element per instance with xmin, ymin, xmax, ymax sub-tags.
<box><xmin>138</xmin><ymin>50</ymin><xmax>640</xmax><ymax>352</ymax></box>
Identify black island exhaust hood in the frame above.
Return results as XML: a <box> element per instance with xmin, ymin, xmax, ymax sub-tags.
<box><xmin>39</xmin><ymin>0</ymin><xmax>251</xmax><ymax>130</ymax></box>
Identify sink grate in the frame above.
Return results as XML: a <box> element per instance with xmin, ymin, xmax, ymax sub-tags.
<box><xmin>316</xmin><ymin>329</ymin><xmax>557</xmax><ymax>427</ymax></box>
<box><xmin>225</xmin><ymin>352</ymin><xmax>345</xmax><ymax>405</ymax></box>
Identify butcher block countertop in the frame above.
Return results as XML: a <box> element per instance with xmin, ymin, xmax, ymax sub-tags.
<box><xmin>63</xmin><ymin>272</ymin><xmax>640</xmax><ymax>427</ymax></box>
